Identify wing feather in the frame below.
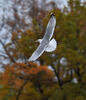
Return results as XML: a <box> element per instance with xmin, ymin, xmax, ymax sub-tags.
<box><xmin>43</xmin><ymin>16</ymin><xmax>56</xmax><ymax>41</ymax></box>
<box><xmin>28</xmin><ymin>39</ymin><xmax>48</xmax><ymax>61</ymax></box>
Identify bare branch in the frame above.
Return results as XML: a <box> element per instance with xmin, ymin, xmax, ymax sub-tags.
<box><xmin>16</xmin><ymin>80</ymin><xmax>28</xmax><ymax>100</ymax></box>
<box><xmin>51</xmin><ymin>65</ymin><xmax>63</xmax><ymax>89</ymax></box>
<box><xmin>0</xmin><ymin>40</ymin><xmax>16</xmax><ymax>63</ymax></box>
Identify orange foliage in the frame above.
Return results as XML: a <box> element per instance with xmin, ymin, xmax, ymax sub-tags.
<box><xmin>1</xmin><ymin>62</ymin><xmax>54</xmax><ymax>89</ymax></box>
<box><xmin>14</xmin><ymin>79</ymin><xmax>24</xmax><ymax>88</ymax></box>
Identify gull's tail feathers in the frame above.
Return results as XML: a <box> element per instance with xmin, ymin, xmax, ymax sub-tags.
<box><xmin>36</xmin><ymin>38</ymin><xmax>57</xmax><ymax>52</ymax></box>
<box><xmin>45</xmin><ymin>38</ymin><xmax>57</xmax><ymax>52</ymax></box>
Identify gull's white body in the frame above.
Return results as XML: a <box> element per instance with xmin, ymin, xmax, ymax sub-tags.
<box><xmin>28</xmin><ymin>14</ymin><xmax>57</xmax><ymax>61</ymax></box>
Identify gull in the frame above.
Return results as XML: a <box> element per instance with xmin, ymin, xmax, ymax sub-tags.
<box><xmin>28</xmin><ymin>13</ymin><xmax>57</xmax><ymax>61</ymax></box>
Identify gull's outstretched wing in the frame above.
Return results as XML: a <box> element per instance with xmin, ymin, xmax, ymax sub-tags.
<box><xmin>28</xmin><ymin>14</ymin><xmax>56</xmax><ymax>61</ymax></box>
<box><xmin>43</xmin><ymin>14</ymin><xmax>56</xmax><ymax>42</ymax></box>
<box><xmin>28</xmin><ymin>39</ymin><xmax>48</xmax><ymax>61</ymax></box>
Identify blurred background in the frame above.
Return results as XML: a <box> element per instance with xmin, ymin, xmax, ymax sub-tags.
<box><xmin>0</xmin><ymin>0</ymin><xmax>86</xmax><ymax>100</ymax></box>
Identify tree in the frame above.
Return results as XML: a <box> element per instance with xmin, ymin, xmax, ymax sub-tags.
<box><xmin>1</xmin><ymin>0</ymin><xmax>86</xmax><ymax>100</ymax></box>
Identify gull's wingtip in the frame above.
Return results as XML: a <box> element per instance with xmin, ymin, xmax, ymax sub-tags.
<box><xmin>28</xmin><ymin>55</ymin><xmax>37</xmax><ymax>62</ymax></box>
<box><xmin>28</xmin><ymin>59</ymin><xmax>34</xmax><ymax>62</ymax></box>
<box><xmin>28</xmin><ymin>57</ymin><xmax>33</xmax><ymax>62</ymax></box>
<box><xmin>50</xmin><ymin>13</ymin><xmax>55</xmax><ymax>18</ymax></box>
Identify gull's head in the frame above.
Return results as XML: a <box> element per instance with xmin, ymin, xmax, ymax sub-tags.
<box><xmin>36</xmin><ymin>39</ymin><xmax>42</xmax><ymax>43</ymax></box>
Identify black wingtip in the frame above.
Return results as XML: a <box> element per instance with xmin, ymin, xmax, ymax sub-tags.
<box><xmin>50</xmin><ymin>13</ymin><xmax>55</xmax><ymax>17</ymax></box>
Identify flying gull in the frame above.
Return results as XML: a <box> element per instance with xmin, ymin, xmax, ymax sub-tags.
<box><xmin>28</xmin><ymin>13</ymin><xmax>57</xmax><ymax>61</ymax></box>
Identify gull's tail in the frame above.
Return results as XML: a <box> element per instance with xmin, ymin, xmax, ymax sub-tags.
<box><xmin>36</xmin><ymin>38</ymin><xmax>57</xmax><ymax>52</ymax></box>
<box><xmin>45</xmin><ymin>38</ymin><xmax>57</xmax><ymax>52</ymax></box>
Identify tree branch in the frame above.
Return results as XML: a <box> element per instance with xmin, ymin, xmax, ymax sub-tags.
<box><xmin>0</xmin><ymin>40</ymin><xmax>16</xmax><ymax>63</ymax></box>
<box><xmin>51</xmin><ymin>65</ymin><xmax>63</xmax><ymax>88</ymax></box>
<box><xmin>16</xmin><ymin>80</ymin><xmax>28</xmax><ymax>100</ymax></box>
<box><xmin>75</xmin><ymin>67</ymin><xmax>82</xmax><ymax>82</ymax></box>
